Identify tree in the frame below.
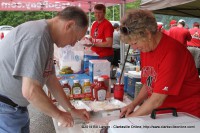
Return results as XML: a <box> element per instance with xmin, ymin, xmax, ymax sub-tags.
<box><xmin>0</xmin><ymin>0</ymin><xmax>141</xmax><ymax>27</ymax></box>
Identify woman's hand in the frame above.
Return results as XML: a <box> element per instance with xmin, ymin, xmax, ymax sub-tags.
<box><xmin>120</xmin><ymin>102</ymin><xmax>136</xmax><ymax>118</ymax></box>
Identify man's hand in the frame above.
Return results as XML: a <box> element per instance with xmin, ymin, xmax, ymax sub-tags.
<box><xmin>83</xmin><ymin>43</ymin><xmax>94</xmax><ymax>47</ymax></box>
<box><xmin>71</xmin><ymin>108</ymin><xmax>90</xmax><ymax>122</ymax></box>
<box><xmin>57</xmin><ymin>110</ymin><xmax>74</xmax><ymax>127</ymax></box>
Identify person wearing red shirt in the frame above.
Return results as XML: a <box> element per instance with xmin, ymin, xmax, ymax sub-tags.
<box><xmin>163</xmin><ymin>19</ymin><xmax>177</xmax><ymax>35</ymax></box>
<box><xmin>119</xmin><ymin>9</ymin><xmax>200</xmax><ymax>118</ymax></box>
<box><xmin>168</xmin><ymin>19</ymin><xmax>192</xmax><ymax>47</ymax></box>
<box><xmin>90</xmin><ymin>4</ymin><xmax>114</xmax><ymax>62</ymax></box>
<box><xmin>187</xmin><ymin>22</ymin><xmax>200</xmax><ymax>75</ymax></box>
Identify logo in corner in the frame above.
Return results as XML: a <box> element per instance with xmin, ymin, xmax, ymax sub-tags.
<box><xmin>162</xmin><ymin>86</ymin><xmax>168</xmax><ymax>91</ymax></box>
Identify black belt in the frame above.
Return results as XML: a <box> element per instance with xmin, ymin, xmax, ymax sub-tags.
<box><xmin>0</xmin><ymin>94</ymin><xmax>18</xmax><ymax>107</ymax></box>
<box><xmin>188</xmin><ymin>46</ymin><xmax>200</xmax><ymax>48</ymax></box>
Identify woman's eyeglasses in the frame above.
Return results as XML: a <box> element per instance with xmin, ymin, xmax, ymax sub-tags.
<box><xmin>120</xmin><ymin>26</ymin><xmax>131</xmax><ymax>35</ymax></box>
<box><xmin>120</xmin><ymin>26</ymin><xmax>145</xmax><ymax>35</ymax></box>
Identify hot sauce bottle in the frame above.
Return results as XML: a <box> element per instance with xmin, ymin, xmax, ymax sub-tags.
<box><xmin>94</xmin><ymin>77</ymin><xmax>107</xmax><ymax>101</ymax></box>
<box><xmin>82</xmin><ymin>79</ymin><xmax>91</xmax><ymax>100</ymax></box>
<box><xmin>62</xmin><ymin>79</ymin><xmax>71</xmax><ymax>96</ymax></box>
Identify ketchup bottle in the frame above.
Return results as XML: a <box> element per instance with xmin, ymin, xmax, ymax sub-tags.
<box><xmin>91</xmin><ymin>76</ymin><xmax>99</xmax><ymax>100</ymax></box>
<box><xmin>62</xmin><ymin>80</ymin><xmax>71</xmax><ymax>96</ymax></box>
<box><xmin>94</xmin><ymin>77</ymin><xmax>107</xmax><ymax>101</ymax></box>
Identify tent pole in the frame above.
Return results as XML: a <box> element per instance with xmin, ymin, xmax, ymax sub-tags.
<box><xmin>88</xmin><ymin>1</ymin><xmax>92</xmax><ymax>35</ymax></box>
<box><xmin>120</xmin><ymin>0</ymin><xmax>126</xmax><ymax>65</ymax></box>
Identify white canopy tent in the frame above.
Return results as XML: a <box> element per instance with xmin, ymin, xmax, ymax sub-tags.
<box><xmin>140</xmin><ymin>0</ymin><xmax>200</xmax><ymax>18</ymax></box>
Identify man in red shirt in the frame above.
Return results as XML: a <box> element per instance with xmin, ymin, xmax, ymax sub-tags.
<box><xmin>187</xmin><ymin>22</ymin><xmax>200</xmax><ymax>75</ymax></box>
<box><xmin>90</xmin><ymin>4</ymin><xmax>114</xmax><ymax>62</ymax></box>
<box><xmin>162</xmin><ymin>19</ymin><xmax>177</xmax><ymax>35</ymax></box>
<box><xmin>168</xmin><ymin>19</ymin><xmax>192</xmax><ymax>46</ymax></box>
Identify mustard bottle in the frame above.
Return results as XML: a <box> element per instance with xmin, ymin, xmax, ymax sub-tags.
<box><xmin>82</xmin><ymin>79</ymin><xmax>91</xmax><ymax>100</ymax></box>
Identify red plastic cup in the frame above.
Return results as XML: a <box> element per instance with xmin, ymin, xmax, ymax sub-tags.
<box><xmin>114</xmin><ymin>83</ymin><xmax>124</xmax><ymax>101</ymax></box>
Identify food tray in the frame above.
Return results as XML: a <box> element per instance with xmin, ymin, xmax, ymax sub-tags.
<box><xmin>85</xmin><ymin>98</ymin><xmax>127</xmax><ymax>112</ymax></box>
<box><xmin>70</xmin><ymin>100</ymin><xmax>92</xmax><ymax>112</ymax></box>
<box><xmin>55</xmin><ymin>100</ymin><xmax>92</xmax><ymax>112</ymax></box>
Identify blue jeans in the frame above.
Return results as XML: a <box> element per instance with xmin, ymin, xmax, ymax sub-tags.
<box><xmin>0</xmin><ymin>101</ymin><xmax>30</xmax><ymax>133</ymax></box>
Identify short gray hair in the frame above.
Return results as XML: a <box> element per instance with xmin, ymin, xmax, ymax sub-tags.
<box><xmin>57</xmin><ymin>6</ymin><xmax>88</xmax><ymax>28</ymax></box>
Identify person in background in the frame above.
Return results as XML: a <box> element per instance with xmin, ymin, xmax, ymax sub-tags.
<box><xmin>90</xmin><ymin>4</ymin><xmax>114</xmax><ymax>62</ymax></box>
<box><xmin>157</xmin><ymin>22</ymin><xmax>163</xmax><ymax>32</ymax></box>
<box><xmin>119</xmin><ymin>9</ymin><xmax>200</xmax><ymax>118</ymax></box>
<box><xmin>168</xmin><ymin>19</ymin><xmax>192</xmax><ymax>46</ymax></box>
<box><xmin>187</xmin><ymin>22</ymin><xmax>200</xmax><ymax>75</ymax></box>
<box><xmin>111</xmin><ymin>23</ymin><xmax>121</xmax><ymax>78</ymax></box>
<box><xmin>169</xmin><ymin>19</ymin><xmax>177</xmax><ymax>28</ymax></box>
<box><xmin>0</xmin><ymin>32</ymin><xmax>4</xmax><ymax>40</ymax></box>
<box><xmin>0</xmin><ymin>6</ymin><xmax>90</xmax><ymax>133</ymax></box>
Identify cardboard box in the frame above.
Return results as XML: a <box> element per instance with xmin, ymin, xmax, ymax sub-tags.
<box><xmin>89</xmin><ymin>60</ymin><xmax>110</xmax><ymax>82</ymax></box>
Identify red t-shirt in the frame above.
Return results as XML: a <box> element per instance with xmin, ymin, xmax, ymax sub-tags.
<box><xmin>168</xmin><ymin>27</ymin><xmax>192</xmax><ymax>47</ymax></box>
<box><xmin>187</xmin><ymin>27</ymin><xmax>200</xmax><ymax>47</ymax></box>
<box><xmin>141</xmin><ymin>33</ymin><xmax>200</xmax><ymax>117</ymax></box>
<box><xmin>90</xmin><ymin>19</ymin><xmax>114</xmax><ymax>58</ymax></box>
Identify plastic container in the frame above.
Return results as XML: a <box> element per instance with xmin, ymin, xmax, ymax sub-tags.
<box><xmin>101</xmin><ymin>75</ymin><xmax>111</xmax><ymax>98</ymax></box>
<box><xmin>94</xmin><ymin>77</ymin><xmax>107</xmax><ymax>101</ymax></box>
<box><xmin>123</xmin><ymin>73</ymin><xmax>128</xmax><ymax>92</ymax></box>
<box><xmin>114</xmin><ymin>83</ymin><xmax>124</xmax><ymax>101</ymax></box>
<box><xmin>127</xmin><ymin>71</ymin><xmax>141</xmax><ymax>98</ymax></box>
<box><xmin>135</xmin><ymin>82</ymin><xmax>142</xmax><ymax>98</ymax></box>
<box><xmin>136</xmin><ymin>61</ymin><xmax>140</xmax><ymax>72</ymax></box>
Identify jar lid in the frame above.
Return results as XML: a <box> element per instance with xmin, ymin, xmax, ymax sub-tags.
<box><xmin>62</xmin><ymin>80</ymin><xmax>68</xmax><ymax>84</ymax></box>
<box><xmin>84</xmin><ymin>79</ymin><xmax>90</xmax><ymax>82</ymax></box>
<box><xmin>73</xmin><ymin>79</ymin><xmax>79</xmax><ymax>83</ymax></box>
<box><xmin>93</xmin><ymin>76</ymin><xmax>99</xmax><ymax>80</ymax></box>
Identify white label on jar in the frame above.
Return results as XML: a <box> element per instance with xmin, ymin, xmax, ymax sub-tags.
<box><xmin>73</xmin><ymin>87</ymin><xmax>81</xmax><ymax>94</ymax></box>
<box><xmin>97</xmin><ymin>89</ymin><xmax>106</xmax><ymax>101</ymax></box>
<box><xmin>64</xmin><ymin>87</ymin><xmax>70</xmax><ymax>95</ymax></box>
<box><xmin>84</xmin><ymin>86</ymin><xmax>91</xmax><ymax>93</ymax></box>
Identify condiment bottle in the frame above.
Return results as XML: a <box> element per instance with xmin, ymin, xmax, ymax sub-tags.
<box><xmin>62</xmin><ymin>80</ymin><xmax>71</xmax><ymax>96</ymax></box>
<box><xmin>91</xmin><ymin>76</ymin><xmax>99</xmax><ymax>100</ymax></box>
<box><xmin>72</xmin><ymin>80</ymin><xmax>82</xmax><ymax>95</ymax></box>
<box><xmin>94</xmin><ymin>77</ymin><xmax>107</xmax><ymax>101</ymax></box>
<box><xmin>82</xmin><ymin>79</ymin><xmax>91</xmax><ymax>100</ymax></box>
<box><xmin>101</xmin><ymin>75</ymin><xmax>111</xmax><ymax>98</ymax></box>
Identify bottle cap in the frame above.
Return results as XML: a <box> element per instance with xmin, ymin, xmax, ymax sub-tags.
<box><xmin>93</xmin><ymin>76</ymin><xmax>99</xmax><ymax>80</ymax></box>
<box><xmin>73</xmin><ymin>80</ymin><xmax>79</xmax><ymax>83</ymax></box>
<box><xmin>62</xmin><ymin>80</ymin><xmax>68</xmax><ymax>84</ymax></box>
<box><xmin>84</xmin><ymin>79</ymin><xmax>90</xmax><ymax>82</ymax></box>
<box><xmin>98</xmin><ymin>77</ymin><xmax>104</xmax><ymax>81</ymax></box>
<box><xmin>101</xmin><ymin>75</ymin><xmax>109</xmax><ymax>79</ymax></box>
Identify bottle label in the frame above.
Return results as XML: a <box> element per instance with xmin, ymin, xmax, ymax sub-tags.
<box><xmin>64</xmin><ymin>87</ymin><xmax>70</xmax><ymax>95</ymax></box>
<box><xmin>84</xmin><ymin>86</ymin><xmax>91</xmax><ymax>93</ymax></box>
<box><xmin>73</xmin><ymin>87</ymin><xmax>81</xmax><ymax>94</ymax></box>
<box><xmin>97</xmin><ymin>89</ymin><xmax>106</xmax><ymax>101</ymax></box>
